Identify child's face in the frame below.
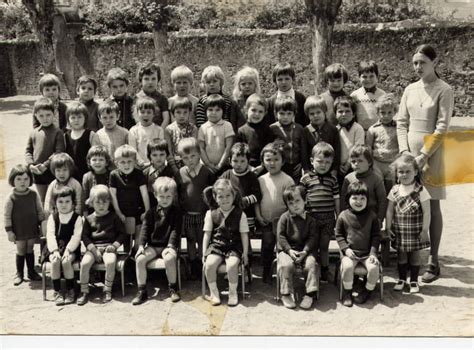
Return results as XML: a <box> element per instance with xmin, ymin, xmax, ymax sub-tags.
<box><xmin>350</xmin><ymin>155</ymin><xmax>370</xmax><ymax>174</ymax></box>
<box><xmin>311</xmin><ymin>155</ymin><xmax>333</xmax><ymax>175</ymax></box>
<box><xmin>138</xmin><ymin>108</ymin><xmax>154</xmax><ymax>127</ymax></box>
<box><xmin>181</xmin><ymin>150</ymin><xmax>201</xmax><ymax>170</ymax></box>
<box><xmin>239</xmin><ymin>77</ymin><xmax>256</xmax><ymax>97</ymax></box>
<box><xmin>263</xmin><ymin>152</ymin><xmax>283</xmax><ymax>175</ymax></box>
<box><xmin>207</xmin><ymin>105</ymin><xmax>223</xmax><ymax>124</ymax></box>
<box><xmin>149</xmin><ymin>149</ymin><xmax>167</xmax><ymax>168</ymax></box>
<box><xmin>68</xmin><ymin>113</ymin><xmax>86</xmax><ymax>131</ymax></box>
<box><xmin>13</xmin><ymin>173</ymin><xmax>31</xmax><ymax>192</ymax></box>
<box><xmin>308</xmin><ymin>107</ymin><xmax>326</xmax><ymax>127</ymax></box>
<box><xmin>378</xmin><ymin>105</ymin><xmax>396</xmax><ymax>125</ymax></box>
<box><xmin>174</xmin><ymin>108</ymin><xmax>190</xmax><ymax>125</ymax></box>
<box><xmin>204</xmin><ymin>78</ymin><xmax>221</xmax><ymax>94</ymax></box>
<box><xmin>247</xmin><ymin>103</ymin><xmax>266</xmax><ymax>124</ymax></box>
<box><xmin>328</xmin><ymin>77</ymin><xmax>344</xmax><ymax>92</ymax></box>
<box><xmin>116</xmin><ymin>157</ymin><xmax>135</xmax><ymax>175</ymax></box>
<box><xmin>286</xmin><ymin>192</ymin><xmax>305</xmax><ymax>217</ymax></box>
<box><xmin>42</xmin><ymin>85</ymin><xmax>59</xmax><ymax>101</ymax></box>
<box><xmin>275</xmin><ymin>74</ymin><xmax>293</xmax><ymax>92</ymax></box>
<box><xmin>109</xmin><ymin>79</ymin><xmax>128</xmax><ymax>97</ymax></box>
<box><xmin>215</xmin><ymin>189</ymin><xmax>234</xmax><ymax>211</ymax></box>
<box><xmin>93</xmin><ymin>198</ymin><xmax>110</xmax><ymax>216</ymax></box>
<box><xmin>56</xmin><ymin>195</ymin><xmax>74</xmax><ymax>214</ymax></box>
<box><xmin>360</xmin><ymin>72</ymin><xmax>378</xmax><ymax>90</ymax></box>
<box><xmin>277</xmin><ymin>110</ymin><xmax>295</xmax><ymax>126</ymax></box>
<box><xmin>100</xmin><ymin>111</ymin><xmax>118</xmax><ymax>129</ymax></box>
<box><xmin>336</xmin><ymin>105</ymin><xmax>354</xmax><ymax>126</ymax></box>
<box><xmin>55</xmin><ymin>166</ymin><xmax>71</xmax><ymax>183</ymax></box>
<box><xmin>141</xmin><ymin>72</ymin><xmax>159</xmax><ymax>93</ymax></box>
<box><xmin>396</xmin><ymin>163</ymin><xmax>416</xmax><ymax>185</ymax></box>
<box><xmin>173</xmin><ymin>78</ymin><xmax>191</xmax><ymax>96</ymax></box>
<box><xmin>77</xmin><ymin>82</ymin><xmax>95</xmax><ymax>102</ymax></box>
<box><xmin>231</xmin><ymin>154</ymin><xmax>249</xmax><ymax>174</ymax></box>
<box><xmin>349</xmin><ymin>194</ymin><xmax>367</xmax><ymax>212</ymax></box>
<box><xmin>155</xmin><ymin>189</ymin><xmax>174</xmax><ymax>208</ymax></box>
<box><xmin>90</xmin><ymin>155</ymin><xmax>107</xmax><ymax>174</ymax></box>
<box><xmin>35</xmin><ymin>109</ymin><xmax>54</xmax><ymax>127</ymax></box>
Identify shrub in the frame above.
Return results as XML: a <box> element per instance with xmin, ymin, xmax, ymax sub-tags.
<box><xmin>0</xmin><ymin>3</ymin><xmax>33</xmax><ymax>40</ymax></box>
<box><xmin>337</xmin><ymin>2</ymin><xmax>430</xmax><ymax>24</ymax></box>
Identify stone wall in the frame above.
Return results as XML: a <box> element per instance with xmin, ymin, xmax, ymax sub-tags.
<box><xmin>0</xmin><ymin>20</ymin><xmax>472</xmax><ymax>116</ymax></box>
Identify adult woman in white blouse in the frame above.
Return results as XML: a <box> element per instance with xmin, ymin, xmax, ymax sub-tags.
<box><xmin>397</xmin><ymin>44</ymin><xmax>454</xmax><ymax>283</ymax></box>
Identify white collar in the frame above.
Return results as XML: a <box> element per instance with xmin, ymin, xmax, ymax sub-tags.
<box><xmin>277</xmin><ymin>88</ymin><xmax>295</xmax><ymax>100</ymax></box>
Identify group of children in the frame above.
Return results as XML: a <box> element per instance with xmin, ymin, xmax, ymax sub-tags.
<box><xmin>4</xmin><ymin>59</ymin><xmax>432</xmax><ymax>310</ymax></box>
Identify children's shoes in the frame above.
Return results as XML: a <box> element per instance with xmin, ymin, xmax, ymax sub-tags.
<box><xmin>53</xmin><ymin>291</ymin><xmax>65</xmax><ymax>306</ymax></box>
<box><xmin>354</xmin><ymin>287</ymin><xmax>372</xmax><ymax>304</ymax></box>
<box><xmin>393</xmin><ymin>280</ymin><xmax>406</xmax><ymax>292</ymax></box>
<box><xmin>169</xmin><ymin>285</ymin><xmax>181</xmax><ymax>303</ymax></box>
<box><xmin>409</xmin><ymin>281</ymin><xmax>420</xmax><ymax>294</ymax></box>
<box><xmin>281</xmin><ymin>294</ymin><xmax>296</xmax><ymax>309</ymax></box>
<box><xmin>342</xmin><ymin>289</ymin><xmax>353</xmax><ymax>307</ymax></box>
<box><xmin>13</xmin><ymin>273</ymin><xmax>24</xmax><ymax>286</ymax></box>
<box><xmin>64</xmin><ymin>289</ymin><xmax>75</xmax><ymax>304</ymax></box>
<box><xmin>132</xmin><ymin>288</ymin><xmax>148</xmax><ymax>305</ymax></box>
<box><xmin>103</xmin><ymin>291</ymin><xmax>112</xmax><ymax>303</ymax></box>
<box><xmin>77</xmin><ymin>292</ymin><xmax>89</xmax><ymax>306</ymax></box>
<box><xmin>228</xmin><ymin>283</ymin><xmax>238</xmax><ymax>307</ymax></box>
<box><xmin>299</xmin><ymin>295</ymin><xmax>313</xmax><ymax>310</ymax></box>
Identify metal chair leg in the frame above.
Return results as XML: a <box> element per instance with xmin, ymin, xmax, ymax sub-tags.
<box><xmin>121</xmin><ymin>268</ymin><xmax>125</xmax><ymax>297</ymax></box>
<box><xmin>42</xmin><ymin>263</ymin><xmax>47</xmax><ymax>301</ymax></box>
<box><xmin>177</xmin><ymin>259</ymin><xmax>181</xmax><ymax>291</ymax></box>
<box><xmin>241</xmin><ymin>263</ymin><xmax>245</xmax><ymax>299</ymax></box>
<box><xmin>201</xmin><ymin>265</ymin><xmax>206</xmax><ymax>298</ymax></box>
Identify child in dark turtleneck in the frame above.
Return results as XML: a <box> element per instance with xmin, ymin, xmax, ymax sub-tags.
<box><xmin>320</xmin><ymin>63</ymin><xmax>349</xmax><ymax>126</ymax></box>
<box><xmin>237</xmin><ymin>94</ymin><xmax>275</xmax><ymax>174</ymax></box>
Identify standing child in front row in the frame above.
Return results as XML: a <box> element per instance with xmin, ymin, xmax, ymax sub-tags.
<box><xmin>232</xmin><ymin>66</ymin><xmax>261</xmax><ymax>117</ymax></box>
<box><xmin>176</xmin><ymin>138</ymin><xmax>216</xmax><ymax>279</ymax></box>
<box><xmin>168</xmin><ymin>65</ymin><xmax>198</xmax><ymax>125</ymax></box>
<box><xmin>77</xmin><ymin>185</ymin><xmax>127</xmax><ymax>305</ymax></box>
<box><xmin>256</xmin><ymin>143</ymin><xmax>294</xmax><ymax>283</ymax></box>
<box><xmin>202</xmin><ymin>179</ymin><xmax>249</xmax><ymax>306</ymax></box>
<box><xmin>365</xmin><ymin>93</ymin><xmax>399</xmax><ymax>193</ymax></box>
<box><xmin>300</xmin><ymin>142</ymin><xmax>340</xmax><ymax>282</ymax></box>
<box><xmin>76</xmin><ymin>75</ymin><xmax>101</xmax><ymax>131</ymax></box>
<box><xmin>320</xmin><ymin>63</ymin><xmax>348</xmax><ymax>126</ymax></box>
<box><xmin>26</xmin><ymin>97</ymin><xmax>66</xmax><ymax>203</ymax></box>
<box><xmin>109</xmin><ymin>145</ymin><xmax>150</xmax><ymax>253</ymax></box>
<box><xmin>45</xmin><ymin>187</ymin><xmax>82</xmax><ymax>306</ymax></box>
<box><xmin>132</xmin><ymin>177</ymin><xmax>182</xmax><ymax>305</ymax></box>
<box><xmin>277</xmin><ymin>185</ymin><xmax>319</xmax><ymax>309</ymax></box>
<box><xmin>198</xmin><ymin>94</ymin><xmax>235</xmax><ymax>176</ymax></box>
<box><xmin>128</xmin><ymin>96</ymin><xmax>164</xmax><ymax>168</ymax></box>
<box><xmin>386</xmin><ymin>154</ymin><xmax>430</xmax><ymax>294</ymax></box>
<box><xmin>336</xmin><ymin>181</ymin><xmax>381</xmax><ymax>307</ymax></box>
<box><xmin>266</xmin><ymin>63</ymin><xmax>307</xmax><ymax>127</ymax></box>
<box><xmin>4</xmin><ymin>165</ymin><xmax>45</xmax><ymax>285</ymax></box>
<box><xmin>270</xmin><ymin>96</ymin><xmax>304</xmax><ymax>183</ymax></box>
<box><xmin>64</xmin><ymin>102</ymin><xmax>95</xmax><ymax>182</ymax></box>
<box><xmin>44</xmin><ymin>153</ymin><xmax>82</xmax><ymax>217</ymax></box>
<box><xmin>350</xmin><ymin>61</ymin><xmax>386</xmax><ymax>132</ymax></box>
<box><xmin>106</xmin><ymin>68</ymin><xmax>135</xmax><ymax>130</ymax></box>
<box><xmin>33</xmin><ymin>74</ymin><xmax>67</xmax><ymax>131</ymax></box>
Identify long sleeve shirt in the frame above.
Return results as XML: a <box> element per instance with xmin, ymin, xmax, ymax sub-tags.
<box><xmin>350</xmin><ymin>87</ymin><xmax>386</xmax><ymax>131</ymax></box>
<box><xmin>82</xmin><ymin>211</ymin><xmax>126</xmax><ymax>248</ymax></box>
<box><xmin>46</xmin><ymin>212</ymin><xmax>83</xmax><ymax>253</ymax></box>
<box><xmin>277</xmin><ymin>211</ymin><xmax>318</xmax><ymax>254</ymax></box>
<box><xmin>25</xmin><ymin>125</ymin><xmax>65</xmax><ymax>168</ymax></box>
<box><xmin>44</xmin><ymin>178</ymin><xmax>83</xmax><ymax>215</ymax></box>
<box><xmin>137</xmin><ymin>206</ymin><xmax>182</xmax><ymax>248</ymax></box>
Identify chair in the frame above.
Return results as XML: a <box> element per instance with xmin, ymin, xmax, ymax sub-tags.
<box><xmin>201</xmin><ymin>260</ymin><xmax>247</xmax><ymax>299</ymax></box>
<box><xmin>41</xmin><ymin>260</ymin><xmax>80</xmax><ymax>301</ymax></box>
<box><xmin>337</xmin><ymin>252</ymin><xmax>384</xmax><ymax>302</ymax></box>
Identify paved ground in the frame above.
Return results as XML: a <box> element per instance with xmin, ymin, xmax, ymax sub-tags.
<box><xmin>0</xmin><ymin>96</ymin><xmax>473</xmax><ymax>336</ymax></box>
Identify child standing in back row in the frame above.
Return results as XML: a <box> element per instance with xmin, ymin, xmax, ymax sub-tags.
<box><xmin>106</xmin><ymin>68</ymin><xmax>135</xmax><ymax>130</ymax></box>
<box><xmin>320</xmin><ymin>63</ymin><xmax>349</xmax><ymax>126</ymax></box>
<box><xmin>33</xmin><ymin>74</ymin><xmax>67</xmax><ymax>131</ymax></box>
<box><xmin>168</xmin><ymin>65</ymin><xmax>198</xmax><ymax>125</ymax></box>
<box><xmin>76</xmin><ymin>75</ymin><xmax>101</xmax><ymax>131</ymax></box>
<box><xmin>232</xmin><ymin>66</ymin><xmax>261</xmax><ymax>117</ymax></box>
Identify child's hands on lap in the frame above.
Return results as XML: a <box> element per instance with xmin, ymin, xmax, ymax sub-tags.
<box><xmin>345</xmin><ymin>248</ymin><xmax>356</xmax><ymax>259</ymax></box>
<box><xmin>51</xmin><ymin>250</ymin><xmax>61</xmax><ymax>261</ymax></box>
<box><xmin>369</xmin><ymin>254</ymin><xmax>379</xmax><ymax>265</ymax></box>
<box><xmin>7</xmin><ymin>231</ymin><xmax>15</xmax><ymax>242</ymax></box>
<box><xmin>289</xmin><ymin>249</ymin><xmax>299</xmax><ymax>261</ymax></box>
<box><xmin>105</xmin><ymin>245</ymin><xmax>116</xmax><ymax>253</ymax></box>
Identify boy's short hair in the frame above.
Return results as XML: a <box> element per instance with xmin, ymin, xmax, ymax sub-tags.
<box><xmin>260</xmin><ymin>142</ymin><xmax>285</xmax><ymax>163</ymax></box>
<box><xmin>170</xmin><ymin>65</ymin><xmax>194</xmax><ymax>84</ymax></box>
<box><xmin>86</xmin><ymin>145</ymin><xmax>112</xmax><ymax>168</ymax></box>
<box><xmin>89</xmin><ymin>184</ymin><xmax>111</xmax><ymax>203</ymax></box>
<box><xmin>358</xmin><ymin>60</ymin><xmax>379</xmax><ymax>77</ymax></box>
<box><xmin>76</xmin><ymin>75</ymin><xmax>98</xmax><ymax>92</ymax></box>
<box><xmin>304</xmin><ymin>95</ymin><xmax>328</xmax><ymax>115</ymax></box>
<box><xmin>106</xmin><ymin>67</ymin><xmax>129</xmax><ymax>86</ymax></box>
<box><xmin>272</xmin><ymin>62</ymin><xmax>296</xmax><ymax>83</ymax></box>
<box><xmin>345</xmin><ymin>181</ymin><xmax>368</xmax><ymax>204</ymax></box>
<box><xmin>334</xmin><ymin>95</ymin><xmax>356</xmax><ymax>115</ymax></box>
<box><xmin>201</xmin><ymin>65</ymin><xmax>225</xmax><ymax>87</ymax></box>
<box><xmin>311</xmin><ymin>142</ymin><xmax>335</xmax><ymax>159</ymax></box>
<box><xmin>230</xmin><ymin>142</ymin><xmax>250</xmax><ymax>161</ymax></box>
<box><xmin>133</xmin><ymin>96</ymin><xmax>157</xmax><ymax>122</ymax></box>
<box><xmin>39</xmin><ymin>73</ymin><xmax>61</xmax><ymax>93</ymax></box>
<box><xmin>349</xmin><ymin>144</ymin><xmax>373</xmax><ymax>166</ymax></box>
<box><xmin>137</xmin><ymin>63</ymin><xmax>161</xmax><ymax>83</ymax></box>
<box><xmin>147</xmin><ymin>139</ymin><xmax>169</xmax><ymax>159</ymax></box>
<box><xmin>282</xmin><ymin>185</ymin><xmax>306</xmax><ymax>206</ymax></box>
<box><xmin>244</xmin><ymin>93</ymin><xmax>267</xmax><ymax>112</ymax></box>
<box><xmin>204</xmin><ymin>94</ymin><xmax>226</xmax><ymax>111</ymax></box>
<box><xmin>50</xmin><ymin>152</ymin><xmax>75</xmax><ymax>174</ymax></box>
<box><xmin>114</xmin><ymin>144</ymin><xmax>137</xmax><ymax>160</ymax></box>
<box><xmin>324</xmin><ymin>63</ymin><xmax>348</xmax><ymax>83</ymax></box>
<box><xmin>52</xmin><ymin>186</ymin><xmax>76</xmax><ymax>205</ymax></box>
<box><xmin>274</xmin><ymin>96</ymin><xmax>297</xmax><ymax>114</ymax></box>
<box><xmin>152</xmin><ymin>176</ymin><xmax>177</xmax><ymax>195</ymax></box>
<box><xmin>66</xmin><ymin>101</ymin><xmax>88</xmax><ymax>120</ymax></box>
<box><xmin>33</xmin><ymin>97</ymin><xmax>55</xmax><ymax>115</ymax></box>
<box><xmin>8</xmin><ymin>164</ymin><xmax>32</xmax><ymax>187</ymax></box>
<box><xmin>376</xmin><ymin>93</ymin><xmax>398</xmax><ymax>112</ymax></box>
<box><xmin>98</xmin><ymin>100</ymin><xmax>119</xmax><ymax>116</ymax></box>
<box><xmin>170</xmin><ymin>96</ymin><xmax>193</xmax><ymax>113</ymax></box>
<box><xmin>177</xmin><ymin>137</ymin><xmax>200</xmax><ymax>156</ymax></box>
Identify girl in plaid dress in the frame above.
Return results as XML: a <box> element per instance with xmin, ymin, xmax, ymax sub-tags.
<box><xmin>386</xmin><ymin>154</ymin><xmax>431</xmax><ymax>293</ymax></box>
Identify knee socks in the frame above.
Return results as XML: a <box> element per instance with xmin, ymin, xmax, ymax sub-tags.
<box><xmin>410</xmin><ymin>265</ymin><xmax>420</xmax><ymax>283</ymax></box>
<box><xmin>25</xmin><ymin>253</ymin><xmax>36</xmax><ymax>275</ymax></box>
<box><xmin>397</xmin><ymin>263</ymin><xmax>408</xmax><ymax>281</ymax></box>
<box><xmin>16</xmin><ymin>255</ymin><xmax>25</xmax><ymax>277</ymax></box>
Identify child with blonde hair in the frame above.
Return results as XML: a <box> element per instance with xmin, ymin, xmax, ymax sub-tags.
<box><xmin>232</xmin><ymin>66</ymin><xmax>261</xmax><ymax>115</ymax></box>
<box><xmin>168</xmin><ymin>65</ymin><xmax>198</xmax><ymax>125</ymax></box>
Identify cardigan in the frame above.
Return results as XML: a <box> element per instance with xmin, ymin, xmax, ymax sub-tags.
<box><xmin>137</xmin><ymin>205</ymin><xmax>182</xmax><ymax>248</ymax></box>
<box><xmin>277</xmin><ymin>211</ymin><xmax>318</xmax><ymax>254</ymax></box>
